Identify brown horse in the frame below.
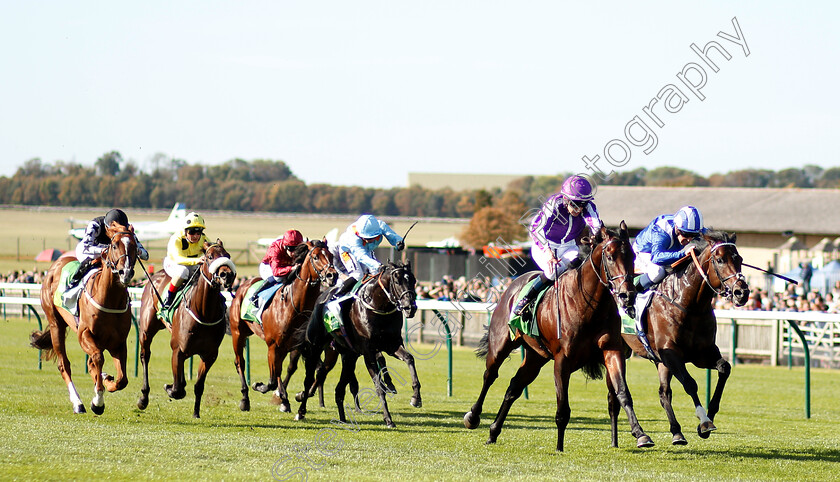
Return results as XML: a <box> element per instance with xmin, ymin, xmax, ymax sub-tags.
<box><xmin>136</xmin><ymin>240</ymin><xmax>236</xmax><ymax>418</ymax></box>
<box><xmin>296</xmin><ymin>260</ymin><xmax>420</xmax><ymax>428</ymax></box>
<box><xmin>464</xmin><ymin>222</ymin><xmax>654</xmax><ymax>451</ymax></box>
<box><xmin>229</xmin><ymin>240</ymin><xmax>337</xmax><ymax>413</ymax></box>
<box><xmin>31</xmin><ymin>225</ymin><xmax>138</xmax><ymax>414</ymax></box>
<box><xmin>622</xmin><ymin>230</ymin><xmax>749</xmax><ymax>445</ymax></box>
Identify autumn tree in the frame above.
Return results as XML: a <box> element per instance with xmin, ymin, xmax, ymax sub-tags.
<box><xmin>459</xmin><ymin>206</ymin><xmax>527</xmax><ymax>249</ymax></box>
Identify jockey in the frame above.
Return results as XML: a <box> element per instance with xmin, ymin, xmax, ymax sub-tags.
<box><xmin>69</xmin><ymin>208</ymin><xmax>149</xmax><ymax>287</ymax></box>
<box><xmin>325</xmin><ymin>214</ymin><xmax>404</xmax><ymax>318</ymax></box>
<box><xmin>633</xmin><ymin>205</ymin><xmax>705</xmax><ymax>293</ymax></box>
<box><xmin>250</xmin><ymin>229</ymin><xmax>305</xmax><ymax>303</ymax></box>
<box><xmin>513</xmin><ymin>175</ymin><xmax>603</xmax><ymax>316</ymax></box>
<box><xmin>161</xmin><ymin>212</ymin><xmax>209</xmax><ymax>309</ymax></box>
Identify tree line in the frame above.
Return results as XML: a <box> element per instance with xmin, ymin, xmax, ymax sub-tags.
<box><xmin>2</xmin><ymin>153</ymin><xmax>839</xmax><ymax>247</ymax></box>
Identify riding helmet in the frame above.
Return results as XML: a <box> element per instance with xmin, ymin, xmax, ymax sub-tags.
<box><xmin>674</xmin><ymin>206</ymin><xmax>704</xmax><ymax>234</ymax></box>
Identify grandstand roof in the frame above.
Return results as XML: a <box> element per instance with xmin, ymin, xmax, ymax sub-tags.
<box><xmin>596</xmin><ymin>186</ymin><xmax>840</xmax><ymax>236</ymax></box>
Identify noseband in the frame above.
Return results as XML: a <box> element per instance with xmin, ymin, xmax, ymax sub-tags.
<box><xmin>200</xmin><ymin>245</ymin><xmax>233</xmax><ymax>289</ymax></box>
<box><xmin>297</xmin><ymin>247</ymin><xmax>334</xmax><ymax>286</ymax></box>
<box><xmin>691</xmin><ymin>242</ymin><xmax>746</xmax><ymax>301</ymax></box>
<box><xmin>590</xmin><ymin>238</ymin><xmax>627</xmax><ymax>295</ymax></box>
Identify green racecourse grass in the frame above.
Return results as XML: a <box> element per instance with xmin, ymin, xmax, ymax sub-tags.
<box><xmin>1</xmin><ymin>317</ymin><xmax>839</xmax><ymax>481</ymax></box>
<box><xmin>0</xmin><ymin>206</ymin><xmax>467</xmax><ymax>278</ymax></box>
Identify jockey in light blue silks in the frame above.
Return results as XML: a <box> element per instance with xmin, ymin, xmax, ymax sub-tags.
<box><xmin>325</xmin><ymin>214</ymin><xmax>405</xmax><ymax>319</ymax></box>
<box><xmin>513</xmin><ymin>175</ymin><xmax>603</xmax><ymax>316</ymax></box>
<box><xmin>632</xmin><ymin>205</ymin><xmax>705</xmax><ymax>293</ymax></box>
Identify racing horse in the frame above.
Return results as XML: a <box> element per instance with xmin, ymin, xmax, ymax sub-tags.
<box><xmin>31</xmin><ymin>225</ymin><xmax>138</xmax><ymax>414</ymax></box>
<box><xmin>136</xmin><ymin>240</ymin><xmax>236</xmax><ymax>418</ymax></box>
<box><xmin>228</xmin><ymin>240</ymin><xmax>337</xmax><ymax>412</ymax></box>
<box><xmin>296</xmin><ymin>260</ymin><xmax>420</xmax><ymax>428</ymax></box>
<box><xmin>622</xmin><ymin>230</ymin><xmax>749</xmax><ymax>445</ymax></box>
<box><xmin>464</xmin><ymin>222</ymin><xmax>654</xmax><ymax>451</ymax></box>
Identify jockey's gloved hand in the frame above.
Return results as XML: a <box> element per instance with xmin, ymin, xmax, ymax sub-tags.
<box><xmin>682</xmin><ymin>245</ymin><xmax>698</xmax><ymax>257</ymax></box>
<box><xmin>396</xmin><ymin>241</ymin><xmax>405</xmax><ymax>251</ymax></box>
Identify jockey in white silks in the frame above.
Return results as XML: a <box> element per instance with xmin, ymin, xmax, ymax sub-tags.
<box><xmin>325</xmin><ymin>214</ymin><xmax>404</xmax><ymax>320</ymax></box>
<box><xmin>513</xmin><ymin>175</ymin><xmax>603</xmax><ymax>316</ymax></box>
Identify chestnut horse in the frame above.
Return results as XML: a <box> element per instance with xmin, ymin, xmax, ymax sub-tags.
<box><xmin>136</xmin><ymin>240</ymin><xmax>236</xmax><ymax>418</ymax></box>
<box><xmin>229</xmin><ymin>240</ymin><xmax>337</xmax><ymax>413</ymax></box>
<box><xmin>31</xmin><ymin>225</ymin><xmax>138</xmax><ymax>414</ymax></box>
<box><xmin>622</xmin><ymin>230</ymin><xmax>749</xmax><ymax>445</ymax></box>
<box><xmin>464</xmin><ymin>223</ymin><xmax>654</xmax><ymax>451</ymax></box>
<box><xmin>296</xmin><ymin>260</ymin><xmax>420</xmax><ymax>428</ymax></box>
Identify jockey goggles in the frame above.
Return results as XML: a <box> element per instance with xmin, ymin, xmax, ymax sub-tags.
<box><xmin>675</xmin><ymin>228</ymin><xmax>699</xmax><ymax>239</ymax></box>
<box><xmin>187</xmin><ymin>227</ymin><xmax>204</xmax><ymax>236</ymax></box>
<box><xmin>567</xmin><ymin>199</ymin><xmax>588</xmax><ymax>211</ymax></box>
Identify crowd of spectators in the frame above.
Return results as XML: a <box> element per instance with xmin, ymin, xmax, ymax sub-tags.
<box><xmin>716</xmin><ymin>280</ymin><xmax>840</xmax><ymax>313</ymax></box>
<box><xmin>415</xmin><ymin>275</ymin><xmax>513</xmax><ymax>303</ymax></box>
<box><xmin>0</xmin><ymin>270</ymin><xmax>44</xmax><ymax>284</ymax></box>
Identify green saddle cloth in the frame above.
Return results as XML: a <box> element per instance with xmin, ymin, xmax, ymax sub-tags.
<box><xmin>155</xmin><ymin>287</ymin><xmax>190</xmax><ymax>326</ymax></box>
<box><xmin>322</xmin><ymin>278</ymin><xmax>365</xmax><ymax>333</ymax></box>
<box><xmin>508</xmin><ymin>277</ymin><xmax>552</xmax><ymax>340</ymax></box>
<box><xmin>53</xmin><ymin>260</ymin><xmax>81</xmax><ymax>313</ymax></box>
<box><xmin>620</xmin><ymin>313</ymin><xmax>636</xmax><ymax>335</ymax></box>
<box><xmin>239</xmin><ymin>280</ymin><xmax>266</xmax><ymax>325</ymax></box>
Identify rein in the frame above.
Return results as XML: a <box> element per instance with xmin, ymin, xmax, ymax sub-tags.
<box><xmin>358</xmin><ymin>267</ymin><xmax>413</xmax><ymax>315</ymax></box>
<box><xmin>589</xmin><ymin>238</ymin><xmax>626</xmax><ymax>294</ymax></box>
<box><xmin>182</xmin><ymin>247</ymin><xmax>230</xmax><ymax>326</ymax></box>
<box><xmin>689</xmin><ymin>242</ymin><xmax>744</xmax><ymax>301</ymax></box>
<box><xmin>296</xmin><ymin>247</ymin><xmax>332</xmax><ymax>286</ymax></box>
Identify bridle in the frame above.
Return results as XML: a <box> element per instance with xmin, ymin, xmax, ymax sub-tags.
<box><xmin>589</xmin><ymin>237</ymin><xmax>628</xmax><ymax>295</ymax></box>
<box><xmin>296</xmin><ymin>246</ymin><xmax>334</xmax><ymax>287</ymax></box>
<box><xmin>359</xmin><ymin>265</ymin><xmax>415</xmax><ymax>315</ymax></box>
<box><xmin>199</xmin><ymin>244</ymin><xmax>234</xmax><ymax>290</ymax></box>
<box><xmin>103</xmin><ymin>231</ymin><xmax>134</xmax><ymax>275</ymax></box>
<box><xmin>689</xmin><ymin>241</ymin><xmax>746</xmax><ymax>301</ymax></box>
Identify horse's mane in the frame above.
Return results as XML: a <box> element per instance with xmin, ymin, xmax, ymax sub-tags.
<box><xmin>687</xmin><ymin>228</ymin><xmax>737</xmax><ymax>252</ymax></box>
<box><xmin>292</xmin><ymin>243</ymin><xmax>310</xmax><ymax>265</ymax></box>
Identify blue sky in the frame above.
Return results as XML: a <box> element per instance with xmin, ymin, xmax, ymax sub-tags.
<box><xmin>1</xmin><ymin>2</ymin><xmax>837</xmax><ymax>188</ymax></box>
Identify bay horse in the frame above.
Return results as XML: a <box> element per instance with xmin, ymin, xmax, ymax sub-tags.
<box><xmin>622</xmin><ymin>230</ymin><xmax>749</xmax><ymax>445</ymax></box>
<box><xmin>136</xmin><ymin>240</ymin><xmax>236</xmax><ymax>418</ymax></box>
<box><xmin>228</xmin><ymin>240</ymin><xmax>337</xmax><ymax>413</ymax></box>
<box><xmin>31</xmin><ymin>225</ymin><xmax>138</xmax><ymax>414</ymax></box>
<box><xmin>296</xmin><ymin>260</ymin><xmax>420</xmax><ymax>428</ymax></box>
<box><xmin>464</xmin><ymin>222</ymin><xmax>654</xmax><ymax>451</ymax></box>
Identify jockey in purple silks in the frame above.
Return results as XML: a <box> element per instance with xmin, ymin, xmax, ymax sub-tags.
<box><xmin>632</xmin><ymin>205</ymin><xmax>706</xmax><ymax>293</ymax></box>
<box><xmin>513</xmin><ymin>175</ymin><xmax>603</xmax><ymax>316</ymax></box>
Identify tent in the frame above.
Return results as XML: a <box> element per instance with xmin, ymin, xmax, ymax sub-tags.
<box><xmin>34</xmin><ymin>248</ymin><xmax>64</xmax><ymax>262</ymax></box>
<box><xmin>811</xmin><ymin>260</ymin><xmax>840</xmax><ymax>294</ymax></box>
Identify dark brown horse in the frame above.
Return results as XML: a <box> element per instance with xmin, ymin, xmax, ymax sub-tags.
<box><xmin>136</xmin><ymin>240</ymin><xmax>236</xmax><ymax>418</ymax></box>
<box><xmin>296</xmin><ymin>261</ymin><xmax>420</xmax><ymax>428</ymax></box>
<box><xmin>464</xmin><ymin>223</ymin><xmax>654</xmax><ymax>451</ymax></box>
<box><xmin>622</xmin><ymin>230</ymin><xmax>749</xmax><ymax>445</ymax></box>
<box><xmin>31</xmin><ymin>225</ymin><xmax>138</xmax><ymax>414</ymax></box>
<box><xmin>229</xmin><ymin>240</ymin><xmax>337</xmax><ymax>413</ymax></box>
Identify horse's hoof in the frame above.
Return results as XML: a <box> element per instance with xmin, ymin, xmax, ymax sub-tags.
<box><xmin>90</xmin><ymin>404</ymin><xmax>105</xmax><ymax>416</ymax></box>
<box><xmin>279</xmin><ymin>403</ymin><xmax>291</xmax><ymax>413</ymax></box>
<box><xmin>410</xmin><ymin>397</ymin><xmax>422</xmax><ymax>408</ymax></box>
<box><xmin>165</xmin><ymin>384</ymin><xmax>186</xmax><ymax>400</ymax></box>
<box><xmin>485</xmin><ymin>438</ymin><xmax>497</xmax><ymax>445</ymax></box>
<box><xmin>636</xmin><ymin>435</ymin><xmax>655</xmax><ymax>448</ymax></box>
<box><xmin>73</xmin><ymin>404</ymin><xmax>86</xmax><ymax>414</ymax></box>
<box><xmin>698</xmin><ymin>421</ymin><xmax>716</xmax><ymax>438</ymax></box>
<box><xmin>239</xmin><ymin>399</ymin><xmax>250</xmax><ymax>412</ymax></box>
<box><xmin>385</xmin><ymin>383</ymin><xmax>397</xmax><ymax>394</ymax></box>
<box><xmin>294</xmin><ymin>413</ymin><xmax>305</xmax><ymax>421</ymax></box>
<box><xmin>137</xmin><ymin>397</ymin><xmax>148</xmax><ymax>411</ymax></box>
<box><xmin>672</xmin><ymin>433</ymin><xmax>688</xmax><ymax>445</ymax></box>
<box><xmin>464</xmin><ymin>411</ymin><xmax>480</xmax><ymax>430</ymax></box>
<box><xmin>294</xmin><ymin>391</ymin><xmax>304</xmax><ymax>403</ymax></box>
<box><xmin>193</xmin><ymin>412</ymin><xmax>200</xmax><ymax>419</ymax></box>
<box><xmin>253</xmin><ymin>382</ymin><xmax>271</xmax><ymax>394</ymax></box>
<box><xmin>386</xmin><ymin>421</ymin><xmax>397</xmax><ymax>429</ymax></box>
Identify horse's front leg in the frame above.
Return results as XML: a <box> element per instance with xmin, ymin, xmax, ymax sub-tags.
<box><xmin>165</xmin><ymin>348</ymin><xmax>187</xmax><ymax>400</ymax></box>
<box><xmin>335</xmin><ymin>352</ymin><xmax>360</xmax><ymax>423</ymax></box>
<box><xmin>603</xmin><ymin>349</ymin><xmax>653</xmax><ymax>448</ymax></box>
<box><xmin>193</xmin><ymin>351</ymin><xmax>218</xmax><ymax>419</ymax></box>
<box><xmin>104</xmin><ymin>341</ymin><xmax>128</xmax><ymax>392</ymax></box>
<box><xmin>660</xmin><ymin>349</ymin><xmax>714</xmax><ymax>440</ymax></box>
<box><xmin>389</xmin><ymin>345</ymin><xmax>422</xmax><ymax>408</ymax></box>
<box><xmin>79</xmin><ymin>329</ymin><xmax>106</xmax><ymax>415</ymax></box>
<box><xmin>487</xmin><ymin>347</ymin><xmax>547</xmax><ymax>445</ymax></box>
<box><xmin>363</xmin><ymin>351</ymin><xmax>396</xmax><ymax>428</ymax></box>
<box><xmin>706</xmin><ymin>356</ymin><xmax>731</xmax><ymax>424</ymax></box>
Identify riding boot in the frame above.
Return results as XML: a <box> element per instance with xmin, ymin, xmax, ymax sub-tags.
<box><xmin>326</xmin><ymin>277</ymin><xmax>357</xmax><ymax>321</ymax></box>
<box><xmin>68</xmin><ymin>258</ymin><xmax>92</xmax><ymax>287</ymax></box>
<box><xmin>161</xmin><ymin>288</ymin><xmax>176</xmax><ymax>309</ymax></box>
<box><xmin>250</xmin><ymin>276</ymin><xmax>277</xmax><ymax>303</ymax></box>
<box><xmin>512</xmin><ymin>274</ymin><xmax>552</xmax><ymax>316</ymax></box>
<box><xmin>634</xmin><ymin>273</ymin><xmax>654</xmax><ymax>294</ymax></box>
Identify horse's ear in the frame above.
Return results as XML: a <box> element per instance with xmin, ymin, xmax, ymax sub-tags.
<box><xmin>216</xmin><ymin>238</ymin><xmax>223</xmax><ymax>247</ymax></box>
<box><xmin>619</xmin><ymin>220</ymin><xmax>628</xmax><ymax>236</ymax></box>
<box><xmin>202</xmin><ymin>241</ymin><xmax>211</xmax><ymax>252</ymax></box>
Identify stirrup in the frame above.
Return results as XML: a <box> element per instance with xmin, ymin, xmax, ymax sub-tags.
<box><xmin>512</xmin><ymin>296</ymin><xmax>533</xmax><ymax>316</ymax></box>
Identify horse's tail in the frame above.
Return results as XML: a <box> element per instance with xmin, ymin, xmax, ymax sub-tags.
<box><xmin>475</xmin><ymin>325</ymin><xmax>490</xmax><ymax>359</ymax></box>
<box><xmin>580</xmin><ymin>351</ymin><xmax>605</xmax><ymax>380</ymax></box>
<box><xmin>29</xmin><ymin>330</ymin><xmax>57</xmax><ymax>361</ymax></box>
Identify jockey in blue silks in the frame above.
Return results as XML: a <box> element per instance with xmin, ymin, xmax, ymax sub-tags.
<box><xmin>632</xmin><ymin>205</ymin><xmax>705</xmax><ymax>293</ymax></box>
<box><xmin>513</xmin><ymin>175</ymin><xmax>603</xmax><ymax>316</ymax></box>
<box><xmin>325</xmin><ymin>214</ymin><xmax>405</xmax><ymax>319</ymax></box>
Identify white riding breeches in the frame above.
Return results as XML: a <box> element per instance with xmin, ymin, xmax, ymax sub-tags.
<box><xmin>531</xmin><ymin>240</ymin><xmax>579</xmax><ymax>281</ymax></box>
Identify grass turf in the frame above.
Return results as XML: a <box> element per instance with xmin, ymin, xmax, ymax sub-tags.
<box><xmin>1</xmin><ymin>316</ymin><xmax>838</xmax><ymax>481</ymax></box>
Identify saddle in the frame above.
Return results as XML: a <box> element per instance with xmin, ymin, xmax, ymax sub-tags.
<box><xmin>508</xmin><ymin>277</ymin><xmax>553</xmax><ymax>340</ymax></box>
<box><xmin>240</xmin><ymin>280</ymin><xmax>285</xmax><ymax>325</ymax></box>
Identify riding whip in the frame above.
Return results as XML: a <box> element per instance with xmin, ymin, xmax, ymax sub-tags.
<box><xmin>741</xmin><ymin>262</ymin><xmax>799</xmax><ymax>285</ymax></box>
<box><xmin>400</xmin><ymin>221</ymin><xmax>418</xmax><ymax>263</ymax></box>
<box><xmin>137</xmin><ymin>258</ymin><xmax>166</xmax><ymax>306</ymax></box>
